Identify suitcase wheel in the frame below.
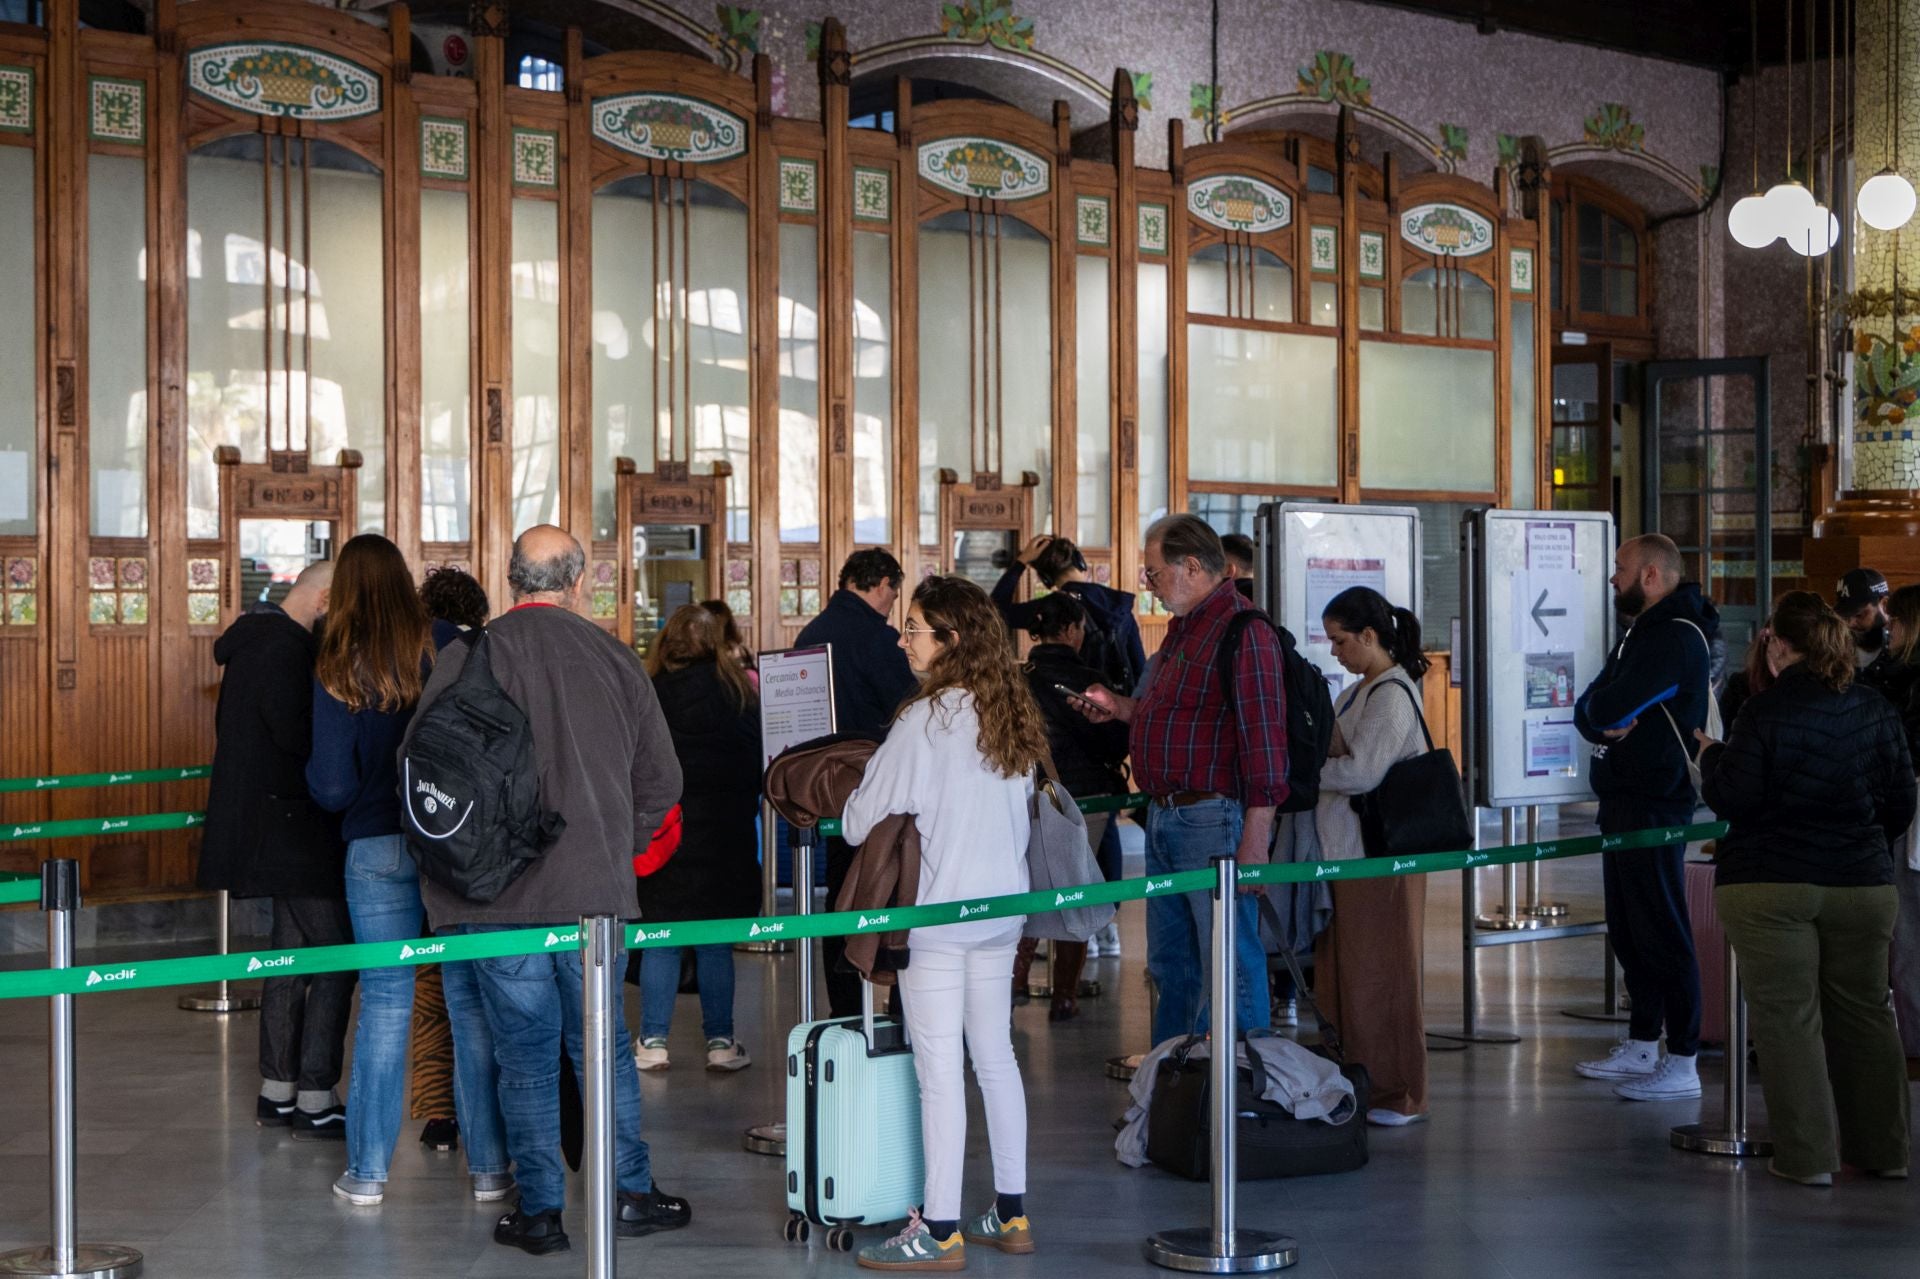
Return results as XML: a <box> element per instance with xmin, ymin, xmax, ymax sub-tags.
<box><xmin>784</xmin><ymin>1213</ymin><xmax>810</xmax><ymax>1245</ymax></box>
<box><xmin>826</xmin><ymin>1225</ymin><xmax>855</xmax><ymax>1253</ymax></box>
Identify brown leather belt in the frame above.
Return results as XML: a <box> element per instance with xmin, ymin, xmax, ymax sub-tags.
<box><xmin>1152</xmin><ymin>790</ymin><xmax>1228</xmax><ymax>808</ymax></box>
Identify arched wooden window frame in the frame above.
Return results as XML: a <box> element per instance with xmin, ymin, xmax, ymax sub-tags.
<box><xmin>1550</xmin><ymin>172</ymin><xmax>1652</xmax><ymax>347</ymax></box>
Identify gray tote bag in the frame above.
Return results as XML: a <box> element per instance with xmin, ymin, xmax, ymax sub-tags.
<box><xmin>1022</xmin><ymin>763</ymin><xmax>1116</xmax><ymax>942</ymax></box>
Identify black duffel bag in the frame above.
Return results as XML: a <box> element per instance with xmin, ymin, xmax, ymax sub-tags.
<box><xmin>1145</xmin><ymin>1038</ymin><xmax>1370</xmax><ymax>1181</ymax></box>
<box><xmin>1351</xmin><ymin>678</ymin><xmax>1473</xmax><ymax>859</ymax></box>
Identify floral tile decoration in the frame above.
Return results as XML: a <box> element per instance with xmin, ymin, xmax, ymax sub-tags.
<box><xmin>729</xmin><ymin>558</ymin><xmax>751</xmax><ymax>586</ymax></box>
<box><xmin>1297</xmin><ymin>51</ymin><xmax>1371</xmax><ymax>106</ymax></box>
<box><xmin>728</xmin><ymin>587</ymin><xmax>753</xmax><ymax>617</ymax></box>
<box><xmin>187</xmin><ymin>558</ymin><xmax>218</xmax><ymax>590</ymax></box>
<box><xmin>853</xmin><ymin>167</ymin><xmax>891</xmax><ymax>221</ymax></box>
<box><xmin>89</xmin><ymin>76</ymin><xmax>145</xmax><ymax>145</ymax></box>
<box><xmin>779</xmin><ymin>158</ymin><xmax>819</xmax><ymax>215</ymax></box>
<box><xmin>591</xmin><ymin>589</ymin><xmax>618</xmax><ymax>620</ymax></box>
<box><xmin>119</xmin><ymin>593</ymin><xmax>148</xmax><ymax>626</ymax></box>
<box><xmin>88</xmin><ymin>558</ymin><xmax>116</xmax><ymax>590</ymax></box>
<box><xmin>799</xmin><ymin>558</ymin><xmax>820</xmax><ymax>586</ymax></box>
<box><xmin>117</xmin><ymin>557</ymin><xmax>147</xmax><ymax>589</ymax></box>
<box><xmin>187</xmin><ymin>592</ymin><xmax>219</xmax><ymax>626</ymax></box>
<box><xmin>89</xmin><ymin>593</ymin><xmax>118</xmax><ymax>625</ymax></box>
<box><xmin>185</xmin><ymin>42</ymin><xmax>379</xmax><ymax>122</ymax></box>
<box><xmin>420</xmin><ymin>116</ymin><xmax>468</xmax><ymax>180</ymax></box>
<box><xmin>6</xmin><ymin>593</ymin><xmax>35</xmax><ymax>626</ymax></box>
<box><xmin>7</xmin><ymin>557</ymin><xmax>36</xmax><ymax>591</ymax></box>
<box><xmin>590</xmin><ymin>94</ymin><xmax>746</xmax><ymax>164</ymax></box>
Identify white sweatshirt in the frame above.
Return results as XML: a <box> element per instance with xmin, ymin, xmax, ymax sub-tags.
<box><xmin>841</xmin><ymin>689</ymin><xmax>1032</xmax><ymax>952</ymax></box>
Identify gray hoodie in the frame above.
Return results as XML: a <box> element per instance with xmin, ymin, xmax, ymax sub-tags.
<box><xmin>407</xmin><ymin>603</ymin><xmax>683</xmax><ymax>929</ymax></box>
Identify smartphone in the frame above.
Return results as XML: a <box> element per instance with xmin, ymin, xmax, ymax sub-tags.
<box><xmin>1054</xmin><ymin>682</ymin><xmax>1103</xmax><ymax>710</ymax></box>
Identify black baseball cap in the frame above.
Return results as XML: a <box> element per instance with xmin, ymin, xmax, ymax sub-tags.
<box><xmin>1835</xmin><ymin>568</ymin><xmax>1890</xmax><ymax>616</ymax></box>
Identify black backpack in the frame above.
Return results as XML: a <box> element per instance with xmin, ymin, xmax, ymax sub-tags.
<box><xmin>401</xmin><ymin>630</ymin><xmax>565</xmax><ymax>902</ymax></box>
<box><xmin>1216</xmin><ymin>609</ymin><xmax>1334</xmax><ymax>814</ymax></box>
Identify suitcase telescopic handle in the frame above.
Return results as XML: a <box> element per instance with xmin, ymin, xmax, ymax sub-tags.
<box><xmin>861</xmin><ymin>977</ymin><xmax>910</xmax><ymax>1054</ymax></box>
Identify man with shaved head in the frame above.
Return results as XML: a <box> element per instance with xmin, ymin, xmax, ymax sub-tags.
<box><xmin>1571</xmin><ymin>532</ymin><xmax>1715</xmax><ymax>1101</ymax></box>
<box><xmin>201</xmin><ymin>557</ymin><xmax>356</xmax><ymax>1137</ymax></box>
<box><xmin>409</xmin><ymin>525</ymin><xmax>690</xmax><ymax>1255</ymax></box>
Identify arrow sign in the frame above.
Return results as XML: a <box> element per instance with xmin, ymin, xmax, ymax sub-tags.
<box><xmin>1531</xmin><ymin>589</ymin><xmax>1566</xmax><ymax>638</ymax></box>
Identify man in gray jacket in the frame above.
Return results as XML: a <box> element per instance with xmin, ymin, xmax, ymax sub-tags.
<box><xmin>410</xmin><ymin>525</ymin><xmax>687</xmax><ymax>1256</ymax></box>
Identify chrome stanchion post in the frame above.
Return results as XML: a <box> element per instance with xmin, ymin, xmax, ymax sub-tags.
<box><xmin>0</xmin><ymin>860</ymin><xmax>142</xmax><ymax>1279</ymax></box>
<box><xmin>1671</xmin><ymin>936</ymin><xmax>1772</xmax><ymax>1157</ymax></box>
<box><xmin>1520</xmin><ymin>806</ymin><xmax>1567</xmax><ymax>919</ymax></box>
<box><xmin>738</xmin><ymin>801</ymin><xmax>790</xmax><ymax>954</ymax></box>
<box><xmin>746</xmin><ymin>822</ymin><xmax>813</xmax><ymax>1155</ymax></box>
<box><xmin>1476</xmin><ymin>810</ymin><xmax>1536</xmax><ymax>930</ymax></box>
<box><xmin>178</xmin><ymin>890</ymin><xmax>260</xmax><ymax>1013</ymax></box>
<box><xmin>1429</xmin><ymin>812</ymin><xmax>1521</xmax><ymax>1047</ymax></box>
<box><xmin>1145</xmin><ymin>855</ymin><xmax>1295</xmax><ymax>1273</ymax></box>
<box><xmin>579</xmin><ymin>916</ymin><xmax>618</xmax><ymax>1278</ymax></box>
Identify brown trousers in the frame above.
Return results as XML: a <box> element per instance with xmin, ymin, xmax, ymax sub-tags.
<box><xmin>1313</xmin><ymin>873</ymin><xmax>1428</xmax><ymax>1116</ymax></box>
<box><xmin>408</xmin><ymin>963</ymin><xmax>454</xmax><ymax>1121</ymax></box>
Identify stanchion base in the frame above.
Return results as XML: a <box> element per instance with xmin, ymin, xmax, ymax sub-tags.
<box><xmin>0</xmin><ymin>1243</ymin><xmax>144</xmax><ymax>1277</ymax></box>
<box><xmin>1026</xmin><ymin>980</ymin><xmax>1102</xmax><ymax>1000</ymax></box>
<box><xmin>743</xmin><ymin>1122</ymin><xmax>786</xmax><ymax>1157</ymax></box>
<box><xmin>1144</xmin><ymin>1227</ymin><xmax>1297</xmax><ymax>1273</ymax></box>
<box><xmin>1670</xmin><ymin>1123</ymin><xmax>1773</xmax><ymax>1157</ymax></box>
<box><xmin>1474</xmin><ymin>912</ymin><xmax>1542</xmax><ymax>931</ymax></box>
<box><xmin>1424</xmin><ymin>1028</ymin><xmax>1522</xmax><ymax>1045</ymax></box>
<box><xmin>177</xmin><ymin>993</ymin><xmax>260</xmax><ymax>1013</ymax></box>
<box><xmin>735</xmin><ymin>940</ymin><xmax>791</xmax><ymax>954</ymax></box>
<box><xmin>1424</xmin><ymin>1035</ymin><xmax>1469</xmax><ymax>1052</ymax></box>
<box><xmin>1520</xmin><ymin>902</ymin><xmax>1570</xmax><ymax>919</ymax></box>
<box><xmin>1560</xmin><ymin>1007</ymin><xmax>1632</xmax><ymax>1023</ymax></box>
<box><xmin>1106</xmin><ymin>1054</ymin><xmax>1138</xmax><ymax>1082</ymax></box>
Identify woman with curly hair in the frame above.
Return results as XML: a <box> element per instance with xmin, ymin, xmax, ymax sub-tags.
<box><xmin>842</xmin><ymin>575</ymin><xmax>1048</xmax><ymax>1269</ymax></box>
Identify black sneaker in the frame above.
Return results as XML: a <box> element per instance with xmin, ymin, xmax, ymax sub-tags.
<box><xmin>420</xmin><ymin>1118</ymin><xmax>459</xmax><ymax>1152</ymax></box>
<box><xmin>495</xmin><ymin>1207</ymin><xmax>570</xmax><ymax>1255</ymax></box>
<box><xmin>616</xmin><ymin>1185</ymin><xmax>691</xmax><ymax>1238</ymax></box>
<box><xmin>289</xmin><ymin>1104</ymin><xmax>347</xmax><ymax>1141</ymax></box>
<box><xmin>256</xmin><ymin>1095</ymin><xmax>295</xmax><ymax>1127</ymax></box>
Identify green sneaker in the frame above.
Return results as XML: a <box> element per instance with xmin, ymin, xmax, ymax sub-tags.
<box><xmin>962</xmin><ymin>1204</ymin><xmax>1033</xmax><ymax>1254</ymax></box>
<box><xmin>856</xmin><ymin>1210</ymin><xmax>966</xmax><ymax>1271</ymax></box>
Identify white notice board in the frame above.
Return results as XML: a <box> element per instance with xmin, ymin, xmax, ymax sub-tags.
<box><xmin>1471</xmin><ymin>509</ymin><xmax>1614</xmax><ymax>807</ymax></box>
<box><xmin>1259</xmin><ymin>502</ymin><xmax>1421</xmax><ymax>698</ymax></box>
<box><xmin>757</xmin><ymin>646</ymin><xmax>838</xmax><ymax>769</ymax></box>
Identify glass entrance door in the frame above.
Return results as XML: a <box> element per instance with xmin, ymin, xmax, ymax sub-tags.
<box><xmin>1642</xmin><ymin>357</ymin><xmax>1773</xmax><ymax>654</ymax></box>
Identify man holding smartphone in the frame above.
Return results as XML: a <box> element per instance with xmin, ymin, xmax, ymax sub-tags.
<box><xmin>1080</xmin><ymin>515</ymin><xmax>1287</xmax><ymax>1046</ymax></box>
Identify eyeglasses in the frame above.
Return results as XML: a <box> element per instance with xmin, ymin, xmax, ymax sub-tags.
<box><xmin>902</xmin><ymin>622</ymin><xmax>951</xmax><ymax>639</ymax></box>
<box><xmin>1139</xmin><ymin>564</ymin><xmax>1170</xmax><ymax>587</ymax></box>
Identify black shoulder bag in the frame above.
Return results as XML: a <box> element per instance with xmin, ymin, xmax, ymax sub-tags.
<box><xmin>1350</xmin><ymin>678</ymin><xmax>1473</xmax><ymax>859</ymax></box>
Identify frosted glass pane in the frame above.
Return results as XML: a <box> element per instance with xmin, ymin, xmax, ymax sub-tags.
<box><xmin>511</xmin><ymin>199</ymin><xmax>560</xmax><ymax>534</ymax></box>
<box><xmin>1186</xmin><ymin>326</ymin><xmax>1336</xmax><ymax>486</ymax></box>
<box><xmin>1401</xmin><ymin>270</ymin><xmax>1439</xmax><ymax>336</ymax></box>
<box><xmin>590</xmin><ymin>185</ymin><xmax>656</xmax><ymax>539</ymax></box>
<box><xmin>779</xmin><ymin>221</ymin><xmax>820</xmax><ymax>543</ymax></box>
<box><xmin>1309</xmin><ymin>279</ymin><xmax>1337</xmax><ymax>328</ymax></box>
<box><xmin>305</xmin><ymin>161</ymin><xmax>386</xmax><ymax>533</ymax></box>
<box><xmin>1252</xmin><ymin>255</ymin><xmax>1292</xmax><ymax>322</ymax></box>
<box><xmin>853</xmin><ymin>230</ymin><xmax>892</xmax><ymax>544</ymax></box>
<box><xmin>185</xmin><ymin>145</ymin><xmax>266</xmax><ymax>538</ymax></box>
<box><xmin>999</xmin><ymin>223</ymin><xmax>1052</xmax><ymax>532</ymax></box>
<box><xmin>1188</xmin><ymin>244</ymin><xmax>1290</xmax><ymax>321</ymax></box>
<box><xmin>1359</xmin><ymin>286</ymin><xmax>1384</xmax><ymax>332</ymax></box>
<box><xmin>420</xmin><ymin>188</ymin><xmax>470</xmax><ymax>543</ymax></box>
<box><xmin>1510</xmin><ymin>301</ymin><xmax>1537</xmax><ymax>509</ymax></box>
<box><xmin>89</xmin><ymin>154</ymin><xmax>147</xmax><ymax>539</ymax></box>
<box><xmin>0</xmin><ymin>146</ymin><xmax>30</xmax><ymax>535</ymax></box>
<box><xmin>1075</xmin><ymin>255</ymin><xmax>1110</xmax><ymax>546</ymax></box>
<box><xmin>1138</xmin><ymin>261</ymin><xmax>1169</xmax><ymax>542</ymax></box>
<box><xmin>1359</xmin><ymin>341</ymin><xmax>1495</xmax><ymax>491</ymax></box>
<box><xmin>1188</xmin><ymin>248</ymin><xmax>1227</xmax><ymax>317</ymax></box>
<box><xmin>1459</xmin><ymin>274</ymin><xmax>1494</xmax><ymax>340</ymax></box>
<box><xmin>684</xmin><ymin>188</ymin><xmax>752</xmax><ymax>543</ymax></box>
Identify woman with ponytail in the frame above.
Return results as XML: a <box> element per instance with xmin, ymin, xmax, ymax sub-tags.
<box><xmin>1310</xmin><ymin>586</ymin><xmax>1435</xmax><ymax>1126</ymax></box>
<box><xmin>1697</xmin><ymin>591</ymin><xmax>1917</xmax><ymax>1186</ymax></box>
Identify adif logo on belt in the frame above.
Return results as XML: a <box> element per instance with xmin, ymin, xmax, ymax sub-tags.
<box><xmin>1144</xmin><ymin>877</ymin><xmax>1174</xmax><ymax>894</ymax></box>
<box><xmin>108</xmin><ymin>773</ymin><xmax>132</xmax><ymax>784</ymax></box>
<box><xmin>1391</xmin><ymin>859</ymin><xmax>1417</xmax><ymax>873</ymax></box>
<box><xmin>99</xmin><ymin>819</ymin><xmax>129</xmax><ymax>832</ymax></box>
<box><xmin>857</xmin><ymin>914</ymin><xmax>890</xmax><ymax>929</ymax></box>
<box><xmin>415</xmin><ymin>777</ymin><xmax>457</xmax><ymax>816</ymax></box>
<box><xmin>247</xmin><ymin>955</ymin><xmax>296</xmax><ymax>973</ymax></box>
<box><xmin>1315</xmin><ymin>864</ymin><xmax>1341</xmax><ymax>878</ymax></box>
<box><xmin>1053</xmin><ymin>891</ymin><xmax>1084</xmax><ymax>906</ymax></box>
<box><xmin>640</xmin><ymin>928</ymin><xmax>673</xmax><ymax>942</ymax></box>
<box><xmin>748</xmin><ymin>922</ymin><xmax>785</xmax><ymax>937</ymax></box>
<box><xmin>398</xmin><ymin>943</ymin><xmax>445</xmax><ymax>960</ymax></box>
<box><xmin>11</xmin><ymin>825</ymin><xmax>41</xmax><ymax>838</ymax></box>
<box><xmin>84</xmin><ymin>967</ymin><xmax>136</xmax><ymax>987</ymax></box>
<box><xmin>957</xmin><ymin>903</ymin><xmax>988</xmax><ymax>919</ymax></box>
<box><xmin>544</xmin><ymin>930</ymin><xmax>580</xmax><ymax>947</ymax></box>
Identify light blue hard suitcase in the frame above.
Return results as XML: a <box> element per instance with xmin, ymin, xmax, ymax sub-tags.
<box><xmin>783</xmin><ymin>980</ymin><xmax>924</xmax><ymax>1253</ymax></box>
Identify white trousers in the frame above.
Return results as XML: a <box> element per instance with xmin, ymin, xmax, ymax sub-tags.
<box><xmin>897</xmin><ymin>942</ymin><xmax>1027</xmax><ymax>1220</ymax></box>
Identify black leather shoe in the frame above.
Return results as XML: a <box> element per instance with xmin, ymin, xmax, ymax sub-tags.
<box><xmin>256</xmin><ymin>1095</ymin><xmax>294</xmax><ymax>1127</ymax></box>
<box><xmin>495</xmin><ymin>1208</ymin><xmax>570</xmax><ymax>1255</ymax></box>
<box><xmin>616</xmin><ymin>1186</ymin><xmax>692</xmax><ymax>1237</ymax></box>
<box><xmin>420</xmin><ymin>1118</ymin><xmax>459</xmax><ymax>1152</ymax></box>
<box><xmin>289</xmin><ymin>1104</ymin><xmax>347</xmax><ymax>1141</ymax></box>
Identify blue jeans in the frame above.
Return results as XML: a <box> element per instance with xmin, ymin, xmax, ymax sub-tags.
<box><xmin>638</xmin><ymin>944</ymin><xmax>736</xmax><ymax>1041</ymax></box>
<box><xmin>461</xmin><ymin>924</ymin><xmax>653</xmax><ymax>1216</ymax></box>
<box><xmin>344</xmin><ymin>835</ymin><xmax>507</xmax><ymax>1181</ymax></box>
<box><xmin>1144</xmin><ymin>799</ymin><xmax>1271</xmax><ymax>1047</ymax></box>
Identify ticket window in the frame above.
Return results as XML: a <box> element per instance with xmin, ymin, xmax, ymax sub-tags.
<box><xmin>938</xmin><ymin>469</ymin><xmax>1037</xmax><ymax>589</ymax></box>
<box><xmin>951</xmin><ymin>529</ymin><xmax>1017</xmax><ymax>592</ymax></box>
<box><xmin>237</xmin><ymin>519</ymin><xmax>334</xmax><ymax>609</ymax></box>
<box><xmin>212</xmin><ymin>447</ymin><xmax>359</xmax><ymax>626</ymax></box>
<box><xmin>631</xmin><ymin>524</ymin><xmax>706</xmax><ymax>657</ymax></box>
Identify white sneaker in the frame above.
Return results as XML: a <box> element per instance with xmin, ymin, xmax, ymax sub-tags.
<box><xmin>1613</xmin><ymin>1053</ymin><xmax>1701</xmax><ymax>1101</ymax></box>
<box><xmin>1574</xmin><ymin>1038</ymin><xmax>1660</xmax><ymax>1080</ymax></box>
<box><xmin>1366</xmin><ymin>1108</ymin><xmax>1427</xmax><ymax>1127</ymax></box>
<box><xmin>1274</xmin><ymin>997</ymin><xmax>1299</xmax><ymax>1028</ymax></box>
<box><xmin>705</xmin><ymin>1037</ymin><xmax>751</xmax><ymax>1072</ymax></box>
<box><xmin>633</xmin><ymin>1037</ymin><xmax>670</xmax><ymax>1072</ymax></box>
<box><xmin>1096</xmin><ymin>922</ymin><xmax>1122</xmax><ymax>957</ymax></box>
<box><xmin>1084</xmin><ymin>934</ymin><xmax>1104</xmax><ymax>959</ymax></box>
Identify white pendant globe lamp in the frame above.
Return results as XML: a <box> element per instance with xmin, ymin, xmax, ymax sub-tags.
<box><xmin>1727</xmin><ymin>0</ymin><xmax>1780</xmax><ymax>246</ymax></box>
<box><xmin>1859</xmin><ymin>0</ymin><xmax>1916</xmax><ymax>230</ymax></box>
<box><xmin>1786</xmin><ymin>204</ymin><xmax>1842</xmax><ymax>255</ymax></box>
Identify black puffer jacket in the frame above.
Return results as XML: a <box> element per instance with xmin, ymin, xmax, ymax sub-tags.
<box><xmin>1023</xmin><ymin>643</ymin><xmax>1131</xmax><ymax>801</ymax></box>
<box><xmin>1875</xmin><ymin>657</ymin><xmax>1920</xmax><ymax>762</ymax></box>
<box><xmin>1699</xmin><ymin>663</ymin><xmax>1918</xmax><ymax>888</ymax></box>
<box><xmin>636</xmin><ymin>659</ymin><xmax>762</xmax><ymax>923</ymax></box>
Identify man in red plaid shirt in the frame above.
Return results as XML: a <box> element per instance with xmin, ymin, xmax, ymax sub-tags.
<box><xmin>1084</xmin><ymin>514</ymin><xmax>1287</xmax><ymax>1045</ymax></box>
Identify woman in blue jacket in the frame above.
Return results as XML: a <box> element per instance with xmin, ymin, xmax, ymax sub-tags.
<box><xmin>308</xmin><ymin>534</ymin><xmax>508</xmax><ymax>1207</ymax></box>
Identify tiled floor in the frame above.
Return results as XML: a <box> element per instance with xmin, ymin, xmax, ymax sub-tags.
<box><xmin>0</xmin><ymin>813</ymin><xmax>1913</xmax><ymax>1277</ymax></box>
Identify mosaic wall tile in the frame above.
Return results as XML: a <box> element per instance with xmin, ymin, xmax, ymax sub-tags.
<box><xmin>939</xmin><ymin>2</ymin><xmax>1035</xmax><ymax>51</ymax></box>
<box><xmin>187</xmin><ymin>592</ymin><xmax>220</xmax><ymax>626</ymax></box>
<box><xmin>916</xmin><ymin>137</ymin><xmax>1049</xmax><ymax>202</ymax></box>
<box><xmin>591</xmin><ymin>93</ymin><xmax>747</xmax><ymax>164</ymax></box>
<box><xmin>798</xmin><ymin>558</ymin><xmax>820</xmax><ymax>586</ymax></box>
<box><xmin>1359</xmin><ymin>231</ymin><xmax>1385</xmax><ymax>279</ymax></box>
<box><xmin>512</xmin><ymin>128</ymin><xmax>559</xmax><ymax>188</ymax></box>
<box><xmin>420</xmin><ymin>116</ymin><xmax>468</xmax><ymax>180</ymax></box>
<box><xmin>779</xmin><ymin>158</ymin><xmax>818</xmax><ymax>214</ymax></box>
<box><xmin>1583</xmin><ymin>102</ymin><xmax>1645</xmax><ymax>152</ymax></box>
<box><xmin>0</xmin><ymin>64</ymin><xmax>33</xmax><ymax>134</ymax></box>
<box><xmin>6</xmin><ymin>593</ymin><xmax>36</xmax><ymax>625</ymax></box>
<box><xmin>1189</xmin><ymin>175</ymin><xmax>1290</xmax><ymax>233</ymax></box>
<box><xmin>187</xmin><ymin>558</ymin><xmax>219</xmax><ymax>590</ymax></box>
<box><xmin>714</xmin><ymin>5</ymin><xmax>764</xmax><ymax>57</ymax></box>
<box><xmin>1137</xmin><ymin>202</ymin><xmax>1168</xmax><ymax>255</ymax></box>
<box><xmin>779</xmin><ymin>587</ymin><xmax>800</xmax><ymax>615</ymax></box>
<box><xmin>5</xmin><ymin>557</ymin><xmax>36</xmax><ymax>591</ymax></box>
<box><xmin>186</xmin><ymin>42</ymin><xmax>379</xmax><ymax>121</ymax></box>
<box><xmin>590</xmin><ymin>559</ymin><xmax>618</xmax><ymax>590</ymax></box>
<box><xmin>119</xmin><ymin>593</ymin><xmax>148</xmax><ymax>626</ymax></box>
<box><xmin>88</xmin><ymin>558</ymin><xmax>116</xmax><ymax>590</ymax></box>
<box><xmin>1510</xmin><ymin>247</ymin><xmax>1535</xmax><ymax>294</ymax></box>
<box><xmin>88</xmin><ymin>76</ymin><xmax>144</xmax><ymax>145</ymax></box>
<box><xmin>89</xmin><ymin>593</ymin><xmax>117</xmax><ymax>626</ymax></box>
<box><xmin>591</xmin><ymin>589</ymin><xmax>618</xmax><ymax>620</ymax></box>
<box><xmin>853</xmin><ymin>167</ymin><xmax>890</xmax><ymax>222</ymax></box>
<box><xmin>1296</xmin><ymin>50</ymin><xmax>1370</xmax><ymax>106</ymax></box>
<box><xmin>1399</xmin><ymin>202</ymin><xmax>1494</xmax><ymax>257</ymax></box>
<box><xmin>1076</xmin><ymin>195</ymin><xmax>1111</xmax><ymax>248</ymax></box>
<box><xmin>1309</xmin><ymin>225</ymin><xmax>1337</xmax><ymax>273</ymax></box>
<box><xmin>728</xmin><ymin>558</ymin><xmax>752</xmax><ymax>586</ymax></box>
<box><xmin>727</xmin><ymin>587</ymin><xmax>753</xmax><ymax>617</ymax></box>
<box><xmin>117</xmin><ymin>558</ymin><xmax>147</xmax><ymax>589</ymax></box>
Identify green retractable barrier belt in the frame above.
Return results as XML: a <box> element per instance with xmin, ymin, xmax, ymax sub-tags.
<box><xmin>0</xmin><ymin>811</ymin><xmax>205</xmax><ymax>844</ymax></box>
<box><xmin>0</xmin><ymin>819</ymin><xmax>1723</xmax><ymax>1002</ymax></box>
<box><xmin>0</xmin><ymin>766</ymin><xmax>209</xmax><ymax>794</ymax></box>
